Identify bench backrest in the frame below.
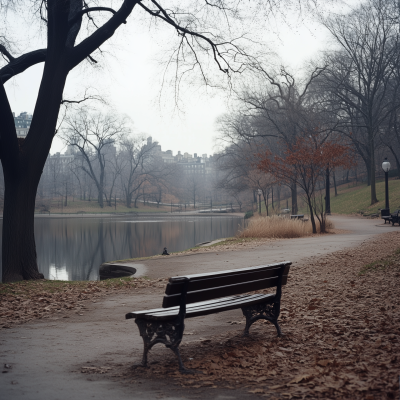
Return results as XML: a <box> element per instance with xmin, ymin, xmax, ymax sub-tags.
<box><xmin>162</xmin><ymin>261</ymin><xmax>291</xmax><ymax>308</ymax></box>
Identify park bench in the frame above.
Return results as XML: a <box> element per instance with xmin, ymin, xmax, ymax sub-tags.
<box><xmin>291</xmin><ymin>214</ymin><xmax>304</xmax><ymax>220</ymax></box>
<box><xmin>382</xmin><ymin>216</ymin><xmax>392</xmax><ymax>224</ymax></box>
<box><xmin>382</xmin><ymin>210</ymin><xmax>400</xmax><ymax>225</ymax></box>
<box><xmin>390</xmin><ymin>210</ymin><xmax>400</xmax><ymax>226</ymax></box>
<box><xmin>125</xmin><ymin>261</ymin><xmax>291</xmax><ymax>373</ymax></box>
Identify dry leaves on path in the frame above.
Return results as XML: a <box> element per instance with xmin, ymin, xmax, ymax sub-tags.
<box><xmin>0</xmin><ymin>277</ymin><xmax>167</xmax><ymax>329</ymax></box>
<box><xmin>128</xmin><ymin>232</ymin><xmax>400</xmax><ymax>399</ymax></box>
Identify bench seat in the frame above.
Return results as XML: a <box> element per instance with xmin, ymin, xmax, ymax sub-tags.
<box><xmin>126</xmin><ymin>292</ymin><xmax>275</xmax><ymax>321</ymax></box>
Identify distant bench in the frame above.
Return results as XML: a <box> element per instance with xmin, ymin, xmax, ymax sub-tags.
<box><xmin>125</xmin><ymin>261</ymin><xmax>291</xmax><ymax>373</ymax></box>
<box><xmin>291</xmin><ymin>214</ymin><xmax>304</xmax><ymax>219</ymax></box>
<box><xmin>382</xmin><ymin>210</ymin><xmax>400</xmax><ymax>226</ymax></box>
<box><xmin>290</xmin><ymin>214</ymin><xmax>309</xmax><ymax>222</ymax></box>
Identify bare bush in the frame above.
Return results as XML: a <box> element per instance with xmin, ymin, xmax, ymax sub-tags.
<box><xmin>238</xmin><ymin>216</ymin><xmax>334</xmax><ymax>238</ymax></box>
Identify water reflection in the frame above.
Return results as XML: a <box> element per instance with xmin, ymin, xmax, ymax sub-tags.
<box><xmin>0</xmin><ymin>214</ymin><xmax>244</xmax><ymax>281</ymax></box>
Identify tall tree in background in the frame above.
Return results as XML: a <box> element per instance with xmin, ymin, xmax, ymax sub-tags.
<box><xmin>258</xmin><ymin>134</ymin><xmax>353</xmax><ymax>233</ymax></box>
<box><xmin>119</xmin><ymin>136</ymin><xmax>157</xmax><ymax>208</ymax></box>
<box><xmin>318</xmin><ymin>0</ymin><xmax>400</xmax><ymax>205</ymax></box>
<box><xmin>219</xmin><ymin>66</ymin><xmax>337</xmax><ymax>214</ymax></box>
<box><xmin>61</xmin><ymin>109</ymin><xmax>129</xmax><ymax>208</ymax></box>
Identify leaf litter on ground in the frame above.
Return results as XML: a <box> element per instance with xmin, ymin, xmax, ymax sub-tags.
<box><xmin>0</xmin><ymin>276</ymin><xmax>168</xmax><ymax>328</ymax></box>
<box><xmin>121</xmin><ymin>231</ymin><xmax>400</xmax><ymax>399</ymax></box>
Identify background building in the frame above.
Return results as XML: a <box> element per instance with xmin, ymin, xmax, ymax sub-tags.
<box><xmin>13</xmin><ymin>111</ymin><xmax>32</xmax><ymax>138</ymax></box>
<box><xmin>146</xmin><ymin>136</ymin><xmax>215</xmax><ymax>175</ymax></box>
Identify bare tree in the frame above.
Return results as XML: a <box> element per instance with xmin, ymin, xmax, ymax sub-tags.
<box><xmin>183</xmin><ymin>174</ymin><xmax>205</xmax><ymax>210</ymax></box>
<box><xmin>119</xmin><ymin>136</ymin><xmax>159</xmax><ymax>208</ymax></box>
<box><xmin>218</xmin><ymin>65</ymin><xmax>338</xmax><ymax>214</ymax></box>
<box><xmin>146</xmin><ymin>159</ymin><xmax>179</xmax><ymax>208</ymax></box>
<box><xmin>61</xmin><ymin>109</ymin><xmax>129</xmax><ymax>208</ymax></box>
<box><xmin>318</xmin><ymin>0</ymin><xmax>400</xmax><ymax>204</ymax></box>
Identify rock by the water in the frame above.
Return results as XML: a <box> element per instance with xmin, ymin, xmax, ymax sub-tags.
<box><xmin>99</xmin><ymin>264</ymin><xmax>136</xmax><ymax>280</ymax></box>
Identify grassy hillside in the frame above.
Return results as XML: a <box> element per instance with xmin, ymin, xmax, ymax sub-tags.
<box><xmin>257</xmin><ymin>178</ymin><xmax>400</xmax><ymax>216</ymax></box>
<box><xmin>328</xmin><ymin>179</ymin><xmax>400</xmax><ymax>215</ymax></box>
<box><xmin>297</xmin><ymin>179</ymin><xmax>400</xmax><ymax>215</ymax></box>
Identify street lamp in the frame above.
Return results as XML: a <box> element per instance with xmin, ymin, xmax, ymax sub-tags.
<box><xmin>257</xmin><ymin>189</ymin><xmax>262</xmax><ymax>215</ymax></box>
<box><xmin>382</xmin><ymin>157</ymin><xmax>391</xmax><ymax>210</ymax></box>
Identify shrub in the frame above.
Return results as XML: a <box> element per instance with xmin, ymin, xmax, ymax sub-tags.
<box><xmin>238</xmin><ymin>216</ymin><xmax>334</xmax><ymax>239</ymax></box>
<box><xmin>244</xmin><ymin>210</ymin><xmax>254</xmax><ymax>219</ymax></box>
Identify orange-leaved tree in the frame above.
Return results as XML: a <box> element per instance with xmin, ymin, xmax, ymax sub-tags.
<box><xmin>257</xmin><ymin>134</ymin><xmax>353</xmax><ymax>233</ymax></box>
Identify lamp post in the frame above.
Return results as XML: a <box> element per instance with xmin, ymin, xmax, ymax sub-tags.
<box><xmin>382</xmin><ymin>157</ymin><xmax>391</xmax><ymax>210</ymax></box>
<box><xmin>258</xmin><ymin>189</ymin><xmax>262</xmax><ymax>215</ymax></box>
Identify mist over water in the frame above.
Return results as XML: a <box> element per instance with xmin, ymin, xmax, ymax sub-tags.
<box><xmin>0</xmin><ymin>214</ymin><xmax>244</xmax><ymax>281</ymax></box>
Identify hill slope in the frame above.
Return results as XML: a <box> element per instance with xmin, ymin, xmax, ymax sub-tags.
<box><xmin>308</xmin><ymin>179</ymin><xmax>400</xmax><ymax>215</ymax></box>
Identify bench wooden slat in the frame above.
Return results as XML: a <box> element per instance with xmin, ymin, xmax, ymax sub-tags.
<box><xmin>151</xmin><ymin>293</ymin><xmax>273</xmax><ymax>317</ymax></box>
<box><xmin>162</xmin><ymin>274</ymin><xmax>288</xmax><ymax>308</ymax></box>
<box><xmin>165</xmin><ymin>265</ymin><xmax>290</xmax><ymax>295</ymax></box>
<box><xmin>168</xmin><ymin>261</ymin><xmax>291</xmax><ymax>282</ymax></box>
<box><xmin>131</xmin><ymin>293</ymin><xmax>275</xmax><ymax>321</ymax></box>
<box><xmin>126</xmin><ymin>293</ymin><xmax>266</xmax><ymax>319</ymax></box>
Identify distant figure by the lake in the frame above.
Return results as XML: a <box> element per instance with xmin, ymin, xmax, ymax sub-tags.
<box><xmin>162</xmin><ymin>247</ymin><xmax>170</xmax><ymax>256</ymax></box>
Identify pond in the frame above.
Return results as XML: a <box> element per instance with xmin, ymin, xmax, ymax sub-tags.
<box><xmin>0</xmin><ymin>214</ymin><xmax>244</xmax><ymax>281</ymax></box>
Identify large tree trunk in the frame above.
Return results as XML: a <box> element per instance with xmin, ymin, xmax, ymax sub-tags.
<box><xmin>333</xmin><ymin>170</ymin><xmax>338</xmax><ymax>197</ymax></box>
<box><xmin>97</xmin><ymin>182</ymin><xmax>104</xmax><ymax>208</ymax></box>
<box><xmin>388</xmin><ymin>145</ymin><xmax>400</xmax><ymax>179</ymax></box>
<box><xmin>366</xmin><ymin>160</ymin><xmax>371</xmax><ymax>186</ymax></box>
<box><xmin>2</xmin><ymin>171</ymin><xmax>44</xmax><ymax>282</ymax></box>
<box><xmin>369</xmin><ymin>134</ymin><xmax>378</xmax><ymax>204</ymax></box>
<box><xmin>291</xmin><ymin>182</ymin><xmax>298</xmax><ymax>215</ymax></box>
<box><xmin>277</xmin><ymin>186</ymin><xmax>281</xmax><ymax>210</ymax></box>
<box><xmin>271</xmin><ymin>186</ymin><xmax>274</xmax><ymax>210</ymax></box>
<box><xmin>126</xmin><ymin>193</ymin><xmax>132</xmax><ymax>208</ymax></box>
<box><xmin>1</xmin><ymin>43</ymin><xmax>68</xmax><ymax>282</ymax></box>
<box><xmin>306</xmin><ymin>196</ymin><xmax>317</xmax><ymax>234</ymax></box>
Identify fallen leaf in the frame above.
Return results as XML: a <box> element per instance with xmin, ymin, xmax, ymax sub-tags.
<box><xmin>288</xmin><ymin>374</ymin><xmax>313</xmax><ymax>384</ymax></box>
<box><xmin>316</xmin><ymin>359</ymin><xmax>332</xmax><ymax>367</ymax></box>
<box><xmin>248</xmin><ymin>389</ymin><xmax>264</xmax><ymax>394</ymax></box>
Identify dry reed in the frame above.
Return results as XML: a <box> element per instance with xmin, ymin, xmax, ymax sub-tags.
<box><xmin>238</xmin><ymin>215</ymin><xmax>333</xmax><ymax>239</ymax></box>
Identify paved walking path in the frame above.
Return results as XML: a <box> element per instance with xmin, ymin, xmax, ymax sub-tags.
<box><xmin>0</xmin><ymin>215</ymin><xmax>397</xmax><ymax>400</ymax></box>
<box><xmin>125</xmin><ymin>215</ymin><xmax>395</xmax><ymax>280</ymax></box>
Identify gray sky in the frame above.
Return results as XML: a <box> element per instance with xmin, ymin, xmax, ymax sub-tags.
<box><xmin>4</xmin><ymin>3</ymin><xmax>334</xmax><ymax>157</ymax></box>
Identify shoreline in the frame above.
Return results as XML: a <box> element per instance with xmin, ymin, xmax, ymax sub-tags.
<box><xmin>0</xmin><ymin>211</ymin><xmax>245</xmax><ymax>219</ymax></box>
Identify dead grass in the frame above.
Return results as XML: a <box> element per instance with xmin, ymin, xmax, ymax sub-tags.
<box><xmin>238</xmin><ymin>216</ymin><xmax>334</xmax><ymax>239</ymax></box>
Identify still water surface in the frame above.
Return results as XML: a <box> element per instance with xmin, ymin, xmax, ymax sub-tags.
<box><xmin>0</xmin><ymin>214</ymin><xmax>244</xmax><ymax>281</ymax></box>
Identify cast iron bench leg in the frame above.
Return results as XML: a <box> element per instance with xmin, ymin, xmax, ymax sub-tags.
<box><xmin>168</xmin><ymin>344</ymin><xmax>197</xmax><ymax>374</ymax></box>
<box><xmin>134</xmin><ymin>318</ymin><xmax>197</xmax><ymax>374</ymax></box>
<box><xmin>241</xmin><ymin>302</ymin><xmax>282</xmax><ymax>337</ymax></box>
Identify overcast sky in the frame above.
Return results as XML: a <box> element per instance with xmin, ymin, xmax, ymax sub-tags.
<box><xmin>4</xmin><ymin>2</ymin><xmax>345</xmax><ymax>157</ymax></box>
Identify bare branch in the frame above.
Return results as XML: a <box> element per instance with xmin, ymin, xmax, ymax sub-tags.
<box><xmin>87</xmin><ymin>54</ymin><xmax>98</xmax><ymax>64</ymax></box>
<box><xmin>138</xmin><ymin>0</ymin><xmax>237</xmax><ymax>75</ymax></box>
<box><xmin>69</xmin><ymin>0</ymin><xmax>139</xmax><ymax>70</ymax></box>
<box><xmin>68</xmin><ymin>6</ymin><xmax>122</xmax><ymax>29</ymax></box>
<box><xmin>0</xmin><ymin>43</ymin><xmax>15</xmax><ymax>62</ymax></box>
<box><xmin>0</xmin><ymin>49</ymin><xmax>46</xmax><ymax>83</ymax></box>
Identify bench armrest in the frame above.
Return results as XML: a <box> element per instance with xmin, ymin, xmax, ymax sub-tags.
<box><xmin>273</xmin><ymin>265</ymin><xmax>285</xmax><ymax>318</ymax></box>
<box><xmin>178</xmin><ymin>278</ymin><xmax>190</xmax><ymax>323</ymax></box>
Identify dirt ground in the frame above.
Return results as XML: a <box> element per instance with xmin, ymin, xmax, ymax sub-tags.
<box><xmin>0</xmin><ymin>215</ymin><xmax>399</xmax><ymax>400</ymax></box>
